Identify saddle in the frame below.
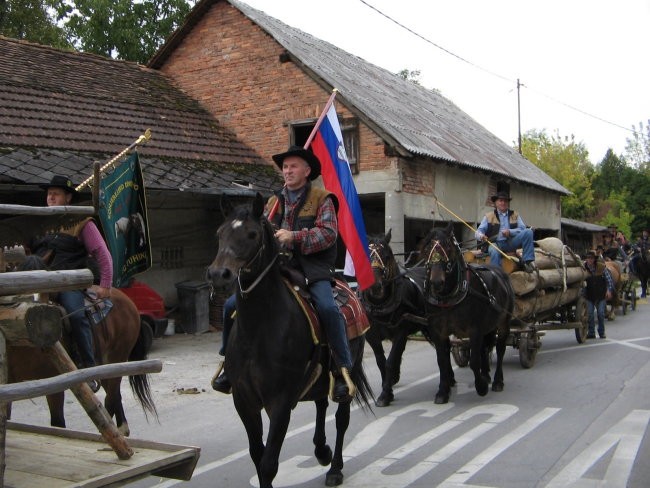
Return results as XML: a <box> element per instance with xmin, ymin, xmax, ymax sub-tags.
<box><xmin>282</xmin><ymin>276</ymin><xmax>370</xmax><ymax>345</ymax></box>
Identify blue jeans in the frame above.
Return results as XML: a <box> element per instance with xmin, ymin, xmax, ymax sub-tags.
<box><xmin>219</xmin><ymin>294</ymin><xmax>236</xmax><ymax>356</ymax></box>
<box><xmin>58</xmin><ymin>290</ymin><xmax>95</xmax><ymax>368</ymax></box>
<box><xmin>488</xmin><ymin>228</ymin><xmax>535</xmax><ymax>267</ymax></box>
<box><xmin>310</xmin><ymin>280</ymin><xmax>353</xmax><ymax>370</ymax></box>
<box><xmin>586</xmin><ymin>298</ymin><xmax>606</xmax><ymax>336</ymax></box>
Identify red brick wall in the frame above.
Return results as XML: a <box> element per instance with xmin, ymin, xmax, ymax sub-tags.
<box><xmin>158</xmin><ymin>2</ymin><xmax>396</xmax><ymax>180</ymax></box>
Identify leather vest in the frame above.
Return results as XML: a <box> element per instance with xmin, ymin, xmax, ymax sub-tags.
<box><xmin>485</xmin><ymin>209</ymin><xmax>519</xmax><ymax>239</ymax></box>
<box><xmin>268</xmin><ymin>184</ymin><xmax>339</xmax><ymax>284</ymax></box>
<box><xmin>584</xmin><ymin>261</ymin><xmax>607</xmax><ymax>302</ymax></box>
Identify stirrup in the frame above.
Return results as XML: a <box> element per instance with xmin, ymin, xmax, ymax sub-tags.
<box><xmin>329</xmin><ymin>367</ymin><xmax>356</xmax><ymax>402</ymax></box>
<box><xmin>211</xmin><ymin>360</ymin><xmax>225</xmax><ymax>387</ymax></box>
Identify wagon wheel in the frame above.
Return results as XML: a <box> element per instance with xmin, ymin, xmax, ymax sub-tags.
<box><xmin>451</xmin><ymin>343</ymin><xmax>470</xmax><ymax>367</ymax></box>
<box><xmin>573</xmin><ymin>296</ymin><xmax>588</xmax><ymax>344</ymax></box>
<box><xmin>518</xmin><ymin>329</ymin><xmax>538</xmax><ymax>369</ymax></box>
<box><xmin>622</xmin><ymin>289</ymin><xmax>628</xmax><ymax>315</ymax></box>
<box><xmin>630</xmin><ymin>288</ymin><xmax>637</xmax><ymax>311</ymax></box>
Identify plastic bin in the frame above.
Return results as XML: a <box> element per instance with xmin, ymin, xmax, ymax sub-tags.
<box><xmin>175</xmin><ymin>280</ymin><xmax>211</xmax><ymax>334</ymax></box>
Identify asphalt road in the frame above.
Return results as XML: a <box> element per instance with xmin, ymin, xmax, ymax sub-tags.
<box><xmin>10</xmin><ymin>295</ymin><xmax>650</xmax><ymax>488</ymax></box>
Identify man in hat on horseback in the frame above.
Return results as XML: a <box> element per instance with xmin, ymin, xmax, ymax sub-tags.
<box><xmin>269</xmin><ymin>145</ymin><xmax>355</xmax><ymax>403</ymax></box>
<box><xmin>475</xmin><ymin>191</ymin><xmax>536</xmax><ymax>272</ymax></box>
<box><xmin>31</xmin><ymin>175</ymin><xmax>113</xmax><ymax>392</ymax></box>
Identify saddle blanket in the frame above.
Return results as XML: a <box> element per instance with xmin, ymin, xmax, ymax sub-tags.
<box><xmin>284</xmin><ymin>278</ymin><xmax>370</xmax><ymax>345</ymax></box>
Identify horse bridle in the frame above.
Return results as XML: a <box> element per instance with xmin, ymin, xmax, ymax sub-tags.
<box><xmin>236</xmin><ymin>219</ymin><xmax>279</xmax><ymax>298</ymax></box>
<box><xmin>368</xmin><ymin>242</ymin><xmax>398</xmax><ymax>282</ymax></box>
<box><xmin>424</xmin><ymin>235</ymin><xmax>469</xmax><ymax>307</ymax></box>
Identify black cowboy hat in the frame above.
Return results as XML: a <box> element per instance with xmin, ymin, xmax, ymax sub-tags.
<box><xmin>271</xmin><ymin>145</ymin><xmax>321</xmax><ymax>180</ymax></box>
<box><xmin>490</xmin><ymin>191</ymin><xmax>512</xmax><ymax>203</ymax></box>
<box><xmin>40</xmin><ymin>175</ymin><xmax>77</xmax><ymax>194</ymax></box>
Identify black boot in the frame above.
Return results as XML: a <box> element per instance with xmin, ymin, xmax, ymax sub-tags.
<box><xmin>212</xmin><ymin>372</ymin><xmax>232</xmax><ymax>394</ymax></box>
<box><xmin>332</xmin><ymin>368</ymin><xmax>355</xmax><ymax>403</ymax></box>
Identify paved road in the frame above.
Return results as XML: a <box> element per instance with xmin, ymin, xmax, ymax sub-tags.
<box><xmin>11</xmin><ymin>296</ymin><xmax>650</xmax><ymax>487</ymax></box>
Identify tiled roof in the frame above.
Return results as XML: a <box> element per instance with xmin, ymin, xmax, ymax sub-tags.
<box><xmin>0</xmin><ymin>36</ymin><xmax>281</xmax><ymax>191</ymax></box>
<box><xmin>150</xmin><ymin>0</ymin><xmax>568</xmax><ymax>195</ymax></box>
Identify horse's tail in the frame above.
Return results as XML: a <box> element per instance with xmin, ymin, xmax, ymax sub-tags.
<box><xmin>351</xmin><ymin>336</ymin><xmax>375</xmax><ymax>414</ymax></box>
<box><xmin>128</xmin><ymin>324</ymin><xmax>159</xmax><ymax>421</ymax></box>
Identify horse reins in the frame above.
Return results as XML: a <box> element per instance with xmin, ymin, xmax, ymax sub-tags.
<box><xmin>237</xmin><ymin>221</ymin><xmax>279</xmax><ymax>298</ymax></box>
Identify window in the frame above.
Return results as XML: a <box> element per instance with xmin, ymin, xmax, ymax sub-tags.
<box><xmin>289</xmin><ymin>115</ymin><xmax>360</xmax><ymax>174</ymax></box>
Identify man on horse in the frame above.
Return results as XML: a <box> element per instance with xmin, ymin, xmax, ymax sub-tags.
<box><xmin>475</xmin><ymin>191</ymin><xmax>536</xmax><ymax>272</ymax></box>
<box><xmin>269</xmin><ymin>145</ymin><xmax>355</xmax><ymax>403</ymax></box>
<box><xmin>629</xmin><ymin>229</ymin><xmax>649</xmax><ymax>286</ymax></box>
<box><xmin>30</xmin><ymin>175</ymin><xmax>113</xmax><ymax>392</ymax></box>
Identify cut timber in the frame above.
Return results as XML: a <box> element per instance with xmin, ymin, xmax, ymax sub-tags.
<box><xmin>514</xmin><ymin>286</ymin><xmax>581</xmax><ymax>319</ymax></box>
<box><xmin>0</xmin><ymin>269</ymin><xmax>94</xmax><ymax>296</ymax></box>
<box><xmin>510</xmin><ymin>267</ymin><xmax>588</xmax><ymax>296</ymax></box>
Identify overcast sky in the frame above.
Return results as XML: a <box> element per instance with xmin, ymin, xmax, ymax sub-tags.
<box><xmin>239</xmin><ymin>0</ymin><xmax>649</xmax><ymax>165</ymax></box>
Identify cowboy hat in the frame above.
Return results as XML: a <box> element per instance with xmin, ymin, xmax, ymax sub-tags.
<box><xmin>490</xmin><ymin>191</ymin><xmax>512</xmax><ymax>203</ymax></box>
<box><xmin>40</xmin><ymin>175</ymin><xmax>77</xmax><ymax>194</ymax></box>
<box><xmin>271</xmin><ymin>145</ymin><xmax>321</xmax><ymax>180</ymax></box>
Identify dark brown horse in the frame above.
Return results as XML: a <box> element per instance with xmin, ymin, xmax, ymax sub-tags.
<box><xmin>361</xmin><ymin>229</ymin><xmax>431</xmax><ymax>407</ymax></box>
<box><xmin>207</xmin><ymin>193</ymin><xmax>372</xmax><ymax>488</ymax></box>
<box><xmin>420</xmin><ymin>223</ymin><xmax>515</xmax><ymax>404</ymax></box>
<box><xmin>8</xmin><ymin>274</ymin><xmax>157</xmax><ymax>436</ymax></box>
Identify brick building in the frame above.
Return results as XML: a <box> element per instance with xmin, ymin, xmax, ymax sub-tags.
<box><xmin>149</xmin><ymin>0</ymin><xmax>569</xmax><ymax>260</ymax></box>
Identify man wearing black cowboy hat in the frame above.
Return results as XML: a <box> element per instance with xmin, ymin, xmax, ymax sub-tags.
<box><xmin>31</xmin><ymin>175</ymin><xmax>113</xmax><ymax>392</ymax></box>
<box><xmin>475</xmin><ymin>191</ymin><xmax>536</xmax><ymax>272</ymax></box>
<box><xmin>212</xmin><ymin>145</ymin><xmax>356</xmax><ymax>402</ymax></box>
<box><xmin>583</xmin><ymin>250</ymin><xmax>614</xmax><ymax>338</ymax></box>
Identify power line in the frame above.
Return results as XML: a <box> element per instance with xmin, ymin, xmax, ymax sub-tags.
<box><xmin>358</xmin><ymin>0</ymin><xmax>635</xmax><ymax>135</ymax></box>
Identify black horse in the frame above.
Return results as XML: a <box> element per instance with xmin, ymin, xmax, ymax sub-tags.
<box><xmin>420</xmin><ymin>223</ymin><xmax>515</xmax><ymax>404</ymax></box>
<box><xmin>207</xmin><ymin>193</ymin><xmax>372</xmax><ymax>488</ymax></box>
<box><xmin>361</xmin><ymin>229</ymin><xmax>431</xmax><ymax>407</ymax></box>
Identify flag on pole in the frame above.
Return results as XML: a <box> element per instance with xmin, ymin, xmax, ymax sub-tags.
<box><xmin>98</xmin><ymin>152</ymin><xmax>152</xmax><ymax>287</ymax></box>
<box><xmin>309</xmin><ymin>101</ymin><xmax>375</xmax><ymax>290</ymax></box>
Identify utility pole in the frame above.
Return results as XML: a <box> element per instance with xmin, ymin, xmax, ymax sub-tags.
<box><xmin>517</xmin><ymin>78</ymin><xmax>522</xmax><ymax>154</ymax></box>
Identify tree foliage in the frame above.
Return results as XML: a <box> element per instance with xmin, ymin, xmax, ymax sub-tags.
<box><xmin>625</xmin><ymin>119</ymin><xmax>650</xmax><ymax>170</ymax></box>
<box><xmin>0</xmin><ymin>0</ymin><xmax>70</xmax><ymax>49</ymax></box>
<box><xmin>0</xmin><ymin>0</ymin><xmax>192</xmax><ymax>63</ymax></box>
<box><xmin>521</xmin><ymin>129</ymin><xmax>594</xmax><ymax>220</ymax></box>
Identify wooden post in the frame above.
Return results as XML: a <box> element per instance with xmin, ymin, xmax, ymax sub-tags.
<box><xmin>43</xmin><ymin>342</ymin><xmax>134</xmax><ymax>460</ymax></box>
<box><xmin>0</xmin><ymin>332</ymin><xmax>7</xmax><ymax>488</ymax></box>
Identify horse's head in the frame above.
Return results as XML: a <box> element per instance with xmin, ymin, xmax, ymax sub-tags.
<box><xmin>423</xmin><ymin>222</ymin><xmax>463</xmax><ymax>295</ymax></box>
<box><xmin>207</xmin><ymin>193</ymin><xmax>272</xmax><ymax>290</ymax></box>
<box><xmin>366</xmin><ymin>229</ymin><xmax>397</xmax><ymax>298</ymax></box>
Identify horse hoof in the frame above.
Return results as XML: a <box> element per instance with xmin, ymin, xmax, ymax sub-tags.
<box><xmin>375</xmin><ymin>392</ymin><xmax>394</xmax><ymax>407</ymax></box>
<box><xmin>315</xmin><ymin>445</ymin><xmax>332</xmax><ymax>466</ymax></box>
<box><xmin>325</xmin><ymin>471</ymin><xmax>343</xmax><ymax>486</ymax></box>
<box><xmin>475</xmin><ymin>381</ymin><xmax>489</xmax><ymax>396</ymax></box>
<box><xmin>434</xmin><ymin>394</ymin><xmax>450</xmax><ymax>404</ymax></box>
<box><xmin>492</xmin><ymin>382</ymin><xmax>504</xmax><ymax>392</ymax></box>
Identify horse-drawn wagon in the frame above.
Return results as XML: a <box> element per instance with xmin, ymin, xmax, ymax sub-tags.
<box><xmin>455</xmin><ymin>237</ymin><xmax>590</xmax><ymax>369</ymax></box>
<box><xmin>604</xmin><ymin>260</ymin><xmax>637</xmax><ymax>318</ymax></box>
<box><xmin>0</xmin><ymin>180</ymin><xmax>200</xmax><ymax>486</ymax></box>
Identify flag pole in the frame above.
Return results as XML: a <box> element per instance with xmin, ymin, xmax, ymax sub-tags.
<box><xmin>75</xmin><ymin>129</ymin><xmax>152</xmax><ymax>192</ymax></box>
<box><xmin>267</xmin><ymin>89</ymin><xmax>338</xmax><ymax>221</ymax></box>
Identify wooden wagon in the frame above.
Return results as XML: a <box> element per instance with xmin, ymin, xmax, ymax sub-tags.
<box><xmin>452</xmin><ymin>238</ymin><xmax>589</xmax><ymax>369</ymax></box>
<box><xmin>0</xmin><ymin>187</ymin><xmax>200</xmax><ymax>486</ymax></box>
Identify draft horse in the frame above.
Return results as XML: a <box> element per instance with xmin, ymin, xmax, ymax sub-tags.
<box><xmin>420</xmin><ymin>223</ymin><xmax>515</xmax><ymax>404</ymax></box>
<box><xmin>9</xmin><ymin>257</ymin><xmax>157</xmax><ymax>436</ymax></box>
<box><xmin>632</xmin><ymin>247</ymin><xmax>650</xmax><ymax>298</ymax></box>
<box><xmin>361</xmin><ymin>229</ymin><xmax>431</xmax><ymax>407</ymax></box>
<box><xmin>207</xmin><ymin>193</ymin><xmax>372</xmax><ymax>488</ymax></box>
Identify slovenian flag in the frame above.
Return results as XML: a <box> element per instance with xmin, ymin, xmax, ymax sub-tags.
<box><xmin>309</xmin><ymin>102</ymin><xmax>375</xmax><ymax>290</ymax></box>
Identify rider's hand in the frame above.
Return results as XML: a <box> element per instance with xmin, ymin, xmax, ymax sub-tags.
<box><xmin>274</xmin><ymin>229</ymin><xmax>294</xmax><ymax>246</ymax></box>
<box><xmin>501</xmin><ymin>229</ymin><xmax>511</xmax><ymax>237</ymax></box>
<box><xmin>92</xmin><ymin>285</ymin><xmax>111</xmax><ymax>299</ymax></box>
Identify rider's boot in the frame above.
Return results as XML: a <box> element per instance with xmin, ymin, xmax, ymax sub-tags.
<box><xmin>331</xmin><ymin>367</ymin><xmax>356</xmax><ymax>403</ymax></box>
<box><xmin>211</xmin><ymin>371</ymin><xmax>232</xmax><ymax>394</ymax></box>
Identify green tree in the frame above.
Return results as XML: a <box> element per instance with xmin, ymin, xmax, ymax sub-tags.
<box><xmin>521</xmin><ymin>129</ymin><xmax>594</xmax><ymax>220</ymax></box>
<box><xmin>598</xmin><ymin>188</ymin><xmax>632</xmax><ymax>239</ymax></box>
<box><xmin>54</xmin><ymin>0</ymin><xmax>192</xmax><ymax>63</ymax></box>
<box><xmin>0</xmin><ymin>0</ymin><xmax>70</xmax><ymax>49</ymax></box>
<box><xmin>625</xmin><ymin>119</ymin><xmax>650</xmax><ymax>169</ymax></box>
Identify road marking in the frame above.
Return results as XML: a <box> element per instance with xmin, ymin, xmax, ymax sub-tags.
<box><xmin>545</xmin><ymin>409</ymin><xmax>650</xmax><ymax>487</ymax></box>
<box><xmin>540</xmin><ymin>336</ymin><xmax>650</xmax><ymax>355</ymax></box>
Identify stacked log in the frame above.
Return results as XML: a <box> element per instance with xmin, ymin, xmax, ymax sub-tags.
<box><xmin>509</xmin><ymin>238</ymin><xmax>587</xmax><ymax>320</ymax></box>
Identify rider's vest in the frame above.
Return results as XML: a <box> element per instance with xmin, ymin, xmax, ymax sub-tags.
<box><xmin>268</xmin><ymin>184</ymin><xmax>339</xmax><ymax>284</ymax></box>
<box><xmin>32</xmin><ymin>217</ymin><xmax>100</xmax><ymax>283</ymax></box>
<box><xmin>485</xmin><ymin>209</ymin><xmax>520</xmax><ymax>240</ymax></box>
<box><xmin>584</xmin><ymin>261</ymin><xmax>607</xmax><ymax>302</ymax></box>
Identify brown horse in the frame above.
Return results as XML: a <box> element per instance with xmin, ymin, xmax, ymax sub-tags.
<box><xmin>7</xmin><ymin>285</ymin><xmax>157</xmax><ymax>436</ymax></box>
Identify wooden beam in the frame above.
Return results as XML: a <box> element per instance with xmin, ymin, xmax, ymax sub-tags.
<box><xmin>0</xmin><ymin>269</ymin><xmax>94</xmax><ymax>296</ymax></box>
<box><xmin>0</xmin><ymin>359</ymin><xmax>162</xmax><ymax>403</ymax></box>
<box><xmin>0</xmin><ymin>204</ymin><xmax>95</xmax><ymax>216</ymax></box>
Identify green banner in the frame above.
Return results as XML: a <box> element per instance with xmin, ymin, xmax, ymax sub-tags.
<box><xmin>99</xmin><ymin>152</ymin><xmax>151</xmax><ymax>287</ymax></box>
